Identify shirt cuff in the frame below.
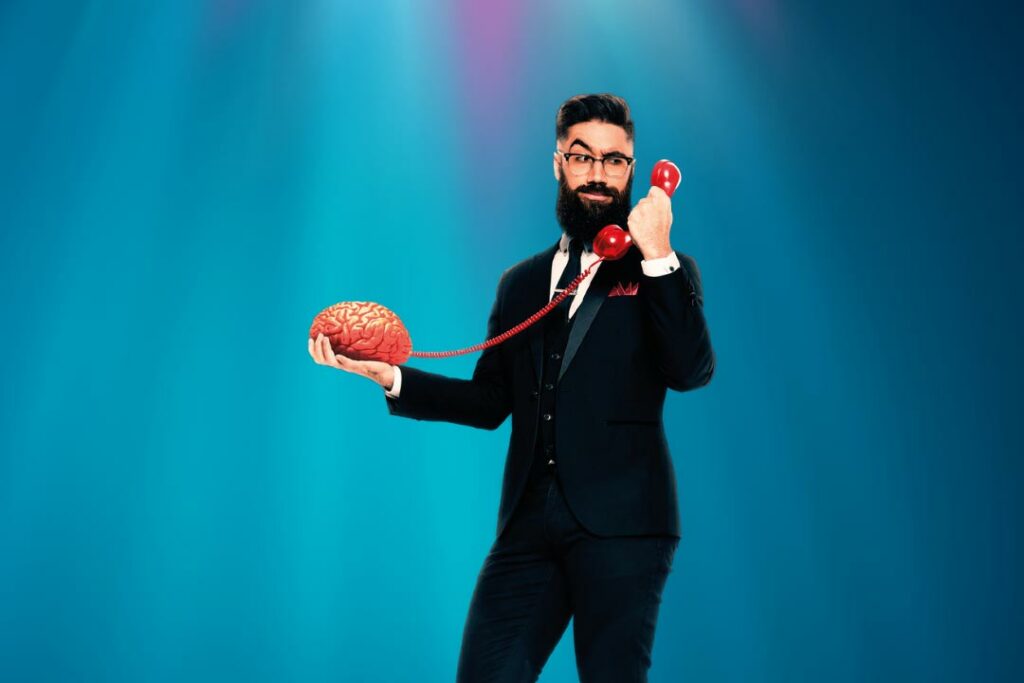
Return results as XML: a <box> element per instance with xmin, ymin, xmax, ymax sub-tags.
<box><xmin>640</xmin><ymin>251</ymin><xmax>682</xmax><ymax>277</ymax></box>
<box><xmin>384</xmin><ymin>365</ymin><xmax>402</xmax><ymax>398</ymax></box>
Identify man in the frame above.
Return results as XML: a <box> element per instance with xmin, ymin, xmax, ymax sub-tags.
<box><xmin>309</xmin><ymin>93</ymin><xmax>714</xmax><ymax>682</ymax></box>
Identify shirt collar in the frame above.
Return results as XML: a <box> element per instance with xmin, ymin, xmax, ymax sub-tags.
<box><xmin>559</xmin><ymin>231</ymin><xmax>594</xmax><ymax>254</ymax></box>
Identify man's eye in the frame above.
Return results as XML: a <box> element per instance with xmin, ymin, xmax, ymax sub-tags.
<box><xmin>606</xmin><ymin>158</ymin><xmax>626</xmax><ymax>167</ymax></box>
<box><xmin>570</xmin><ymin>155</ymin><xmax>590</xmax><ymax>163</ymax></box>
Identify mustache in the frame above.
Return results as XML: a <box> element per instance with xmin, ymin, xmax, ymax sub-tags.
<box><xmin>575</xmin><ymin>184</ymin><xmax>617</xmax><ymax>198</ymax></box>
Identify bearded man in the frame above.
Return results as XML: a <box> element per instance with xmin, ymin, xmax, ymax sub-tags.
<box><xmin>309</xmin><ymin>93</ymin><xmax>715</xmax><ymax>682</ymax></box>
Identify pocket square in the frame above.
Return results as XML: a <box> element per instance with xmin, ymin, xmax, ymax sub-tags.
<box><xmin>608</xmin><ymin>281</ymin><xmax>639</xmax><ymax>297</ymax></box>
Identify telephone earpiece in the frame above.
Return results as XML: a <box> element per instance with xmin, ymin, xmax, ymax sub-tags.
<box><xmin>650</xmin><ymin>159</ymin><xmax>683</xmax><ymax>197</ymax></box>
<box><xmin>312</xmin><ymin>160</ymin><xmax>682</xmax><ymax>363</ymax></box>
<box><xmin>592</xmin><ymin>159</ymin><xmax>682</xmax><ymax>261</ymax></box>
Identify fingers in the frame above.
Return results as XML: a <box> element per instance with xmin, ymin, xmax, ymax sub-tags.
<box><xmin>309</xmin><ymin>336</ymin><xmax>328</xmax><ymax>364</ymax></box>
<box><xmin>320</xmin><ymin>335</ymin><xmax>343</xmax><ymax>368</ymax></box>
<box><xmin>631</xmin><ymin>194</ymin><xmax>671</xmax><ymax>222</ymax></box>
<box><xmin>310</xmin><ymin>333</ymin><xmax>380</xmax><ymax>383</ymax></box>
<box><xmin>310</xmin><ymin>334</ymin><xmax>325</xmax><ymax>363</ymax></box>
<box><xmin>639</xmin><ymin>187</ymin><xmax>671</xmax><ymax>211</ymax></box>
<box><xmin>310</xmin><ymin>333</ymin><xmax>340</xmax><ymax>368</ymax></box>
<box><xmin>317</xmin><ymin>334</ymin><xmax>328</xmax><ymax>362</ymax></box>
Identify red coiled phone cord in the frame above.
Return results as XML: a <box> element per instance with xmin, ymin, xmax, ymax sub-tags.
<box><xmin>408</xmin><ymin>258</ymin><xmax>607</xmax><ymax>358</ymax></box>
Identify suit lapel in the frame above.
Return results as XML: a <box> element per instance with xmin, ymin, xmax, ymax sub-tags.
<box><xmin>557</xmin><ymin>254</ymin><xmax>625</xmax><ymax>383</ymax></box>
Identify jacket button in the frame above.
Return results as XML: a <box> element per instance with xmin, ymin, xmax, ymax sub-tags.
<box><xmin>542</xmin><ymin>413</ymin><xmax>553</xmax><ymax>421</ymax></box>
<box><xmin>550</xmin><ymin>352</ymin><xmax>561</xmax><ymax>360</ymax></box>
<box><xmin>530</xmin><ymin>390</ymin><xmax>539</xmax><ymax>399</ymax></box>
<box><xmin>544</xmin><ymin>383</ymin><xmax>554</xmax><ymax>391</ymax></box>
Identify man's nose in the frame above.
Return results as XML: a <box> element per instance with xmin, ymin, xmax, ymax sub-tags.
<box><xmin>587</xmin><ymin>159</ymin><xmax>606</xmax><ymax>183</ymax></box>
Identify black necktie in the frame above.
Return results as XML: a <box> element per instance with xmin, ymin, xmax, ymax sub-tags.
<box><xmin>554</xmin><ymin>237</ymin><xmax>584</xmax><ymax>321</ymax></box>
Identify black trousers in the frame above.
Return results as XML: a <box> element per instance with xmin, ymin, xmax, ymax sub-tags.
<box><xmin>456</xmin><ymin>462</ymin><xmax>679</xmax><ymax>682</ymax></box>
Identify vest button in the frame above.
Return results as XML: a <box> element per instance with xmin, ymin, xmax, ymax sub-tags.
<box><xmin>530</xmin><ymin>390</ymin><xmax>539</xmax><ymax>399</ymax></box>
<box><xmin>542</xmin><ymin>413</ymin><xmax>553</xmax><ymax>421</ymax></box>
<box><xmin>550</xmin><ymin>352</ymin><xmax>561</xmax><ymax>360</ymax></box>
<box><xmin>544</xmin><ymin>383</ymin><xmax>554</xmax><ymax>391</ymax></box>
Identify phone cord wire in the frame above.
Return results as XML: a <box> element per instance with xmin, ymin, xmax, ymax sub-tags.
<box><xmin>408</xmin><ymin>257</ymin><xmax>606</xmax><ymax>358</ymax></box>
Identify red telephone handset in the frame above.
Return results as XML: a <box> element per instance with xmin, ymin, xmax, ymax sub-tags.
<box><xmin>310</xmin><ymin>160</ymin><xmax>683</xmax><ymax>363</ymax></box>
<box><xmin>591</xmin><ymin>159</ymin><xmax>682</xmax><ymax>260</ymax></box>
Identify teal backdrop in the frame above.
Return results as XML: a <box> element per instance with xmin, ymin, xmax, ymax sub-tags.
<box><xmin>1</xmin><ymin>1</ymin><xmax>1021</xmax><ymax>681</ymax></box>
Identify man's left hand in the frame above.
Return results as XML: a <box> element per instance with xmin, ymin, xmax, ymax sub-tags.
<box><xmin>627</xmin><ymin>186</ymin><xmax>674</xmax><ymax>260</ymax></box>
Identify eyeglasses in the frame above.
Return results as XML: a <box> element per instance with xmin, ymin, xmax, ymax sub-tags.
<box><xmin>556</xmin><ymin>150</ymin><xmax>635</xmax><ymax>178</ymax></box>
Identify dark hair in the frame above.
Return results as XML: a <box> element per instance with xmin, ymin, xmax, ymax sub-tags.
<box><xmin>555</xmin><ymin>93</ymin><xmax>634</xmax><ymax>142</ymax></box>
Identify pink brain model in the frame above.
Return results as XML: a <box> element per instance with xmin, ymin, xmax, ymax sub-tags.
<box><xmin>309</xmin><ymin>301</ymin><xmax>413</xmax><ymax>365</ymax></box>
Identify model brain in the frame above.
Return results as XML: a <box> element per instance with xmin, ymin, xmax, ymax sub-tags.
<box><xmin>309</xmin><ymin>301</ymin><xmax>413</xmax><ymax>365</ymax></box>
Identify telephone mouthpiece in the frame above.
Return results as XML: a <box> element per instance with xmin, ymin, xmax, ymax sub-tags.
<box><xmin>593</xmin><ymin>225</ymin><xmax>633</xmax><ymax>260</ymax></box>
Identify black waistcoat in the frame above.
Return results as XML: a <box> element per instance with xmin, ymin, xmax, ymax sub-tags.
<box><xmin>526</xmin><ymin>301</ymin><xmax>579</xmax><ymax>487</ymax></box>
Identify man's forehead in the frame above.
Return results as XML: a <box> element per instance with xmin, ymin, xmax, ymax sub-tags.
<box><xmin>562</xmin><ymin>122</ymin><xmax>633</xmax><ymax>154</ymax></box>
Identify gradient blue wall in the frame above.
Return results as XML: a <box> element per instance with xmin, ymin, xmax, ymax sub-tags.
<box><xmin>1</xmin><ymin>1</ymin><xmax>1020</xmax><ymax>681</ymax></box>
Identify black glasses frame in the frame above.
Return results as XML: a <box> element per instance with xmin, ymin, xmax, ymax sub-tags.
<box><xmin>555</xmin><ymin>150</ymin><xmax>636</xmax><ymax>177</ymax></box>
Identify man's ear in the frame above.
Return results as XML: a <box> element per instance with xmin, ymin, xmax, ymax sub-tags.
<box><xmin>552</xmin><ymin>152</ymin><xmax>560</xmax><ymax>181</ymax></box>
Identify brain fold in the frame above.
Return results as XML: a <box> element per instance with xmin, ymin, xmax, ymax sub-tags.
<box><xmin>309</xmin><ymin>301</ymin><xmax>412</xmax><ymax>365</ymax></box>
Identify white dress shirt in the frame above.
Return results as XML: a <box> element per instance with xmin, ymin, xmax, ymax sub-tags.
<box><xmin>384</xmin><ymin>232</ymin><xmax>681</xmax><ymax>398</ymax></box>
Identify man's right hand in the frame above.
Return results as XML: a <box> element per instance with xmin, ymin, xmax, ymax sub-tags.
<box><xmin>308</xmin><ymin>332</ymin><xmax>396</xmax><ymax>391</ymax></box>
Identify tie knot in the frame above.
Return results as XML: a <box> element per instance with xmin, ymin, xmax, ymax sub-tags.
<box><xmin>567</xmin><ymin>237</ymin><xmax>586</xmax><ymax>259</ymax></box>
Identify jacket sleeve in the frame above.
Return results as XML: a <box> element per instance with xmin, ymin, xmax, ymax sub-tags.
<box><xmin>639</xmin><ymin>251</ymin><xmax>716</xmax><ymax>392</ymax></box>
<box><xmin>383</xmin><ymin>271</ymin><xmax>513</xmax><ymax>430</ymax></box>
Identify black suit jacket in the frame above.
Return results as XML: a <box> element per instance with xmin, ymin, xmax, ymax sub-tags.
<box><xmin>385</xmin><ymin>239</ymin><xmax>715</xmax><ymax>538</ymax></box>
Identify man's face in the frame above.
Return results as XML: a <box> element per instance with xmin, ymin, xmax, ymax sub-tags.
<box><xmin>553</xmin><ymin>120</ymin><xmax>635</xmax><ymax>245</ymax></box>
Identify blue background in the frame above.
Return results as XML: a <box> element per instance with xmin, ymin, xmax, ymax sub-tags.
<box><xmin>1</xmin><ymin>1</ymin><xmax>1021</xmax><ymax>681</ymax></box>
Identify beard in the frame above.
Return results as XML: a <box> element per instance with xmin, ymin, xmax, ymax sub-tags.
<box><xmin>555</xmin><ymin>172</ymin><xmax>634</xmax><ymax>247</ymax></box>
